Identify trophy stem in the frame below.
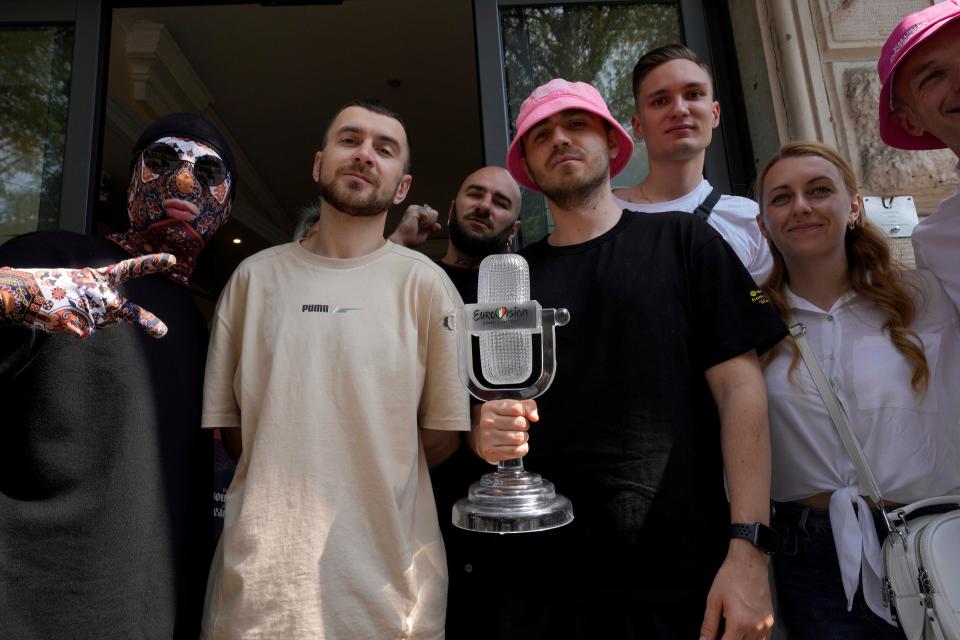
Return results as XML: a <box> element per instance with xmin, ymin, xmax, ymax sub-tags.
<box><xmin>497</xmin><ymin>457</ymin><xmax>524</xmax><ymax>474</ymax></box>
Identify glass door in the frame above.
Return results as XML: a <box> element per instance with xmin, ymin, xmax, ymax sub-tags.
<box><xmin>475</xmin><ymin>0</ymin><xmax>743</xmax><ymax>245</ymax></box>
<box><xmin>0</xmin><ymin>1</ymin><xmax>107</xmax><ymax>243</ymax></box>
<box><xmin>0</xmin><ymin>25</ymin><xmax>74</xmax><ymax>242</ymax></box>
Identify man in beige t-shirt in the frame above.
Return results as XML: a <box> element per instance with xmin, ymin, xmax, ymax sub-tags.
<box><xmin>201</xmin><ymin>99</ymin><xmax>470</xmax><ymax>639</ymax></box>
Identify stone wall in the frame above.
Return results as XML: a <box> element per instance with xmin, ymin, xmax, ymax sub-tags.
<box><xmin>747</xmin><ymin>0</ymin><xmax>959</xmax><ymax>266</ymax></box>
<box><xmin>750</xmin><ymin>0</ymin><xmax>956</xmax><ymax>212</ymax></box>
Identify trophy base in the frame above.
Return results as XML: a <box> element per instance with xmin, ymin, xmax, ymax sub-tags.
<box><xmin>452</xmin><ymin>468</ymin><xmax>573</xmax><ymax>534</ymax></box>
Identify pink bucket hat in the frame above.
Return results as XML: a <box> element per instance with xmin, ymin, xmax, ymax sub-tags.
<box><xmin>505</xmin><ymin>79</ymin><xmax>634</xmax><ymax>192</ymax></box>
<box><xmin>878</xmin><ymin>0</ymin><xmax>960</xmax><ymax>150</ymax></box>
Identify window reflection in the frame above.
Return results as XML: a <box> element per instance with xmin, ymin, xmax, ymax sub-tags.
<box><xmin>500</xmin><ymin>3</ymin><xmax>681</xmax><ymax>244</ymax></box>
<box><xmin>0</xmin><ymin>25</ymin><xmax>73</xmax><ymax>243</ymax></box>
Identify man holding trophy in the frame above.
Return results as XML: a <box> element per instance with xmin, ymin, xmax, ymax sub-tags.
<box><xmin>465</xmin><ymin>79</ymin><xmax>787</xmax><ymax>639</ymax></box>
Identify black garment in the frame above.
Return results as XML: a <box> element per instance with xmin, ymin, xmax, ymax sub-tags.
<box><xmin>436</xmin><ymin>261</ymin><xmax>478</xmax><ymax>304</ymax></box>
<box><xmin>430</xmin><ymin>260</ymin><xmax>500</xmax><ymax>637</ymax></box>
<box><xmin>772</xmin><ymin>502</ymin><xmax>906</xmax><ymax>640</ymax></box>
<box><xmin>457</xmin><ymin>212</ymin><xmax>786</xmax><ymax>639</ymax></box>
<box><xmin>0</xmin><ymin>231</ymin><xmax>214</xmax><ymax>640</ymax></box>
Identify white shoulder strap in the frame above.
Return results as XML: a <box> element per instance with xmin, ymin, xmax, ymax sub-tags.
<box><xmin>788</xmin><ymin>319</ymin><xmax>885</xmax><ymax>507</ymax></box>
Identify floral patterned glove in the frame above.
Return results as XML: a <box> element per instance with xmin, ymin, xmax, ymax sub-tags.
<box><xmin>0</xmin><ymin>253</ymin><xmax>176</xmax><ymax>339</ymax></box>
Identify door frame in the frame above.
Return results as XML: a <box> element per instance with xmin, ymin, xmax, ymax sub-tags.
<box><xmin>0</xmin><ymin>0</ymin><xmax>109</xmax><ymax>235</ymax></box>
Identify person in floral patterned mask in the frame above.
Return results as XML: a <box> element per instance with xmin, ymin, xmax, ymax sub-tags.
<box><xmin>111</xmin><ymin>114</ymin><xmax>237</xmax><ymax>286</ymax></box>
<box><xmin>0</xmin><ymin>112</ymin><xmax>236</xmax><ymax>337</ymax></box>
<box><xmin>0</xmin><ymin>113</ymin><xmax>235</xmax><ymax>639</ymax></box>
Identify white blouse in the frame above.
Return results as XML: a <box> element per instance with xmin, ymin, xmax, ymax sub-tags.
<box><xmin>913</xmin><ymin>171</ymin><xmax>960</xmax><ymax>313</ymax></box>
<box><xmin>765</xmin><ymin>270</ymin><xmax>960</xmax><ymax>621</ymax></box>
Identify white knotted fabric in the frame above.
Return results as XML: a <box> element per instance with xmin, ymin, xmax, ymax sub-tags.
<box><xmin>828</xmin><ymin>486</ymin><xmax>891</xmax><ymax>622</ymax></box>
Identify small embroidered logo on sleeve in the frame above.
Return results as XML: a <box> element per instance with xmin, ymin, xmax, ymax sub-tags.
<box><xmin>750</xmin><ymin>289</ymin><xmax>769</xmax><ymax>305</ymax></box>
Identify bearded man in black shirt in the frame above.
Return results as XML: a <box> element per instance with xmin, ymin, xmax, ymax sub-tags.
<box><xmin>465</xmin><ymin>79</ymin><xmax>787</xmax><ymax>640</ymax></box>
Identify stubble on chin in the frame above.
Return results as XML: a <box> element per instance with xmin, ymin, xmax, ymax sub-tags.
<box><xmin>530</xmin><ymin>159</ymin><xmax>609</xmax><ymax>211</ymax></box>
<box><xmin>318</xmin><ymin>178</ymin><xmax>392</xmax><ymax>218</ymax></box>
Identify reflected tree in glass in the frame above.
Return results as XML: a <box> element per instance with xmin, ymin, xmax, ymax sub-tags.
<box><xmin>500</xmin><ymin>3</ymin><xmax>681</xmax><ymax>245</ymax></box>
<box><xmin>0</xmin><ymin>26</ymin><xmax>73</xmax><ymax>242</ymax></box>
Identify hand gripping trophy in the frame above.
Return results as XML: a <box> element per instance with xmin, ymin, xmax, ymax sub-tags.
<box><xmin>445</xmin><ymin>253</ymin><xmax>572</xmax><ymax>533</ymax></box>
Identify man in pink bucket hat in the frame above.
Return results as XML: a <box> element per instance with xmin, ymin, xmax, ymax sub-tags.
<box><xmin>878</xmin><ymin>0</ymin><xmax>960</xmax><ymax>310</ymax></box>
<box><xmin>465</xmin><ymin>78</ymin><xmax>786</xmax><ymax>639</ymax></box>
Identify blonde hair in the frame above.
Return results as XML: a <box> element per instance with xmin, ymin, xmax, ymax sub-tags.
<box><xmin>755</xmin><ymin>140</ymin><xmax>929</xmax><ymax>393</ymax></box>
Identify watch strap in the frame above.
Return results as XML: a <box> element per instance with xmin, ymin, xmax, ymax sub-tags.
<box><xmin>730</xmin><ymin>522</ymin><xmax>778</xmax><ymax>554</ymax></box>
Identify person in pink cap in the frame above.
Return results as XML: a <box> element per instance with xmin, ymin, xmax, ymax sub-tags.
<box><xmin>466</xmin><ymin>78</ymin><xmax>786</xmax><ymax>640</ymax></box>
<box><xmin>879</xmin><ymin>0</ymin><xmax>960</xmax><ymax>311</ymax></box>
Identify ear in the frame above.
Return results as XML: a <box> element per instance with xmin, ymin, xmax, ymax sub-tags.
<box><xmin>630</xmin><ymin>111</ymin><xmax>645</xmax><ymax>142</ymax></box>
<box><xmin>849</xmin><ymin>193</ymin><xmax>863</xmax><ymax>226</ymax></box>
<box><xmin>892</xmin><ymin>109</ymin><xmax>927</xmax><ymax>138</ymax></box>
<box><xmin>392</xmin><ymin>174</ymin><xmax>413</xmax><ymax>205</ymax></box>
<box><xmin>312</xmin><ymin>151</ymin><xmax>323</xmax><ymax>183</ymax></box>
<box><xmin>710</xmin><ymin>100</ymin><xmax>721</xmax><ymax>129</ymax></box>
<box><xmin>756</xmin><ymin>212</ymin><xmax>769</xmax><ymax>239</ymax></box>
<box><xmin>507</xmin><ymin>219</ymin><xmax>521</xmax><ymax>246</ymax></box>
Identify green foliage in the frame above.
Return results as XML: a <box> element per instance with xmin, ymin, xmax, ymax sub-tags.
<box><xmin>502</xmin><ymin>3</ymin><xmax>681</xmax><ymax>134</ymax></box>
<box><xmin>500</xmin><ymin>3</ymin><xmax>682</xmax><ymax>246</ymax></box>
<box><xmin>0</xmin><ymin>25</ymin><xmax>74</xmax><ymax>240</ymax></box>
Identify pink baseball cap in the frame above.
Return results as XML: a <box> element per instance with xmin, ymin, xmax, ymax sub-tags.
<box><xmin>878</xmin><ymin>0</ymin><xmax>960</xmax><ymax>150</ymax></box>
<box><xmin>505</xmin><ymin>79</ymin><xmax>634</xmax><ymax>192</ymax></box>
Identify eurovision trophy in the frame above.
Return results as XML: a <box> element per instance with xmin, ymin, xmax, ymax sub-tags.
<box><xmin>445</xmin><ymin>253</ymin><xmax>573</xmax><ymax>533</ymax></box>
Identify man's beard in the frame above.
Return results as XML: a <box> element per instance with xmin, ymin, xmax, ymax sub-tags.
<box><xmin>529</xmin><ymin>147</ymin><xmax>609</xmax><ymax>210</ymax></box>
<box><xmin>317</xmin><ymin>166</ymin><xmax>396</xmax><ymax>217</ymax></box>
<box><xmin>448</xmin><ymin>205</ymin><xmax>516</xmax><ymax>259</ymax></box>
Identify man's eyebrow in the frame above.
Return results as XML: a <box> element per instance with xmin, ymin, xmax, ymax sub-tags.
<box><xmin>374</xmin><ymin>134</ymin><xmax>402</xmax><ymax>149</ymax></box>
<box><xmin>526</xmin><ymin>120</ymin><xmax>550</xmax><ymax>136</ymax></box>
<box><xmin>466</xmin><ymin>184</ymin><xmax>514</xmax><ymax>207</ymax></box>
<box><xmin>492</xmin><ymin>190</ymin><xmax>513</xmax><ymax>207</ymax></box>
<box><xmin>643</xmin><ymin>82</ymin><xmax>708</xmax><ymax>100</ymax></box>
<box><xmin>335</xmin><ymin>125</ymin><xmax>364</xmax><ymax>136</ymax></box>
<box><xmin>335</xmin><ymin>126</ymin><xmax>401</xmax><ymax>149</ymax></box>
<box><xmin>909</xmin><ymin>59</ymin><xmax>936</xmax><ymax>81</ymax></box>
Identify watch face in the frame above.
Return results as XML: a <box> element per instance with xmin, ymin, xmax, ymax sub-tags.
<box><xmin>755</xmin><ymin>524</ymin><xmax>779</xmax><ymax>553</ymax></box>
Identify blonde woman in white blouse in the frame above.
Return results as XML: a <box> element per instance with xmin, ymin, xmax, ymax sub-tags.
<box><xmin>755</xmin><ymin>141</ymin><xmax>960</xmax><ymax>639</ymax></box>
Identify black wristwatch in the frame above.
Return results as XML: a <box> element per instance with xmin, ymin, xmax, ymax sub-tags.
<box><xmin>730</xmin><ymin>522</ymin><xmax>778</xmax><ymax>555</ymax></box>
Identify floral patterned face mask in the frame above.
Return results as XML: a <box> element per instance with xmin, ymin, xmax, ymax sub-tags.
<box><xmin>108</xmin><ymin>136</ymin><xmax>233</xmax><ymax>285</ymax></box>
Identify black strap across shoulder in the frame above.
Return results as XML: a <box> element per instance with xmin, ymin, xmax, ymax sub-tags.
<box><xmin>693</xmin><ymin>187</ymin><xmax>722</xmax><ymax>221</ymax></box>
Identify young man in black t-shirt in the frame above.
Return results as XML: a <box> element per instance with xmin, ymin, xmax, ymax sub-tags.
<box><xmin>465</xmin><ymin>79</ymin><xmax>786</xmax><ymax>639</ymax></box>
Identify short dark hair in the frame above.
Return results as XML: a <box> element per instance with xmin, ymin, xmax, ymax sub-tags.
<box><xmin>321</xmin><ymin>98</ymin><xmax>411</xmax><ymax>173</ymax></box>
<box><xmin>631</xmin><ymin>44</ymin><xmax>713</xmax><ymax>106</ymax></box>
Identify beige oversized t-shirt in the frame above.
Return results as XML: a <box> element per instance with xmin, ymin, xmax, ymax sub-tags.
<box><xmin>200</xmin><ymin>240</ymin><xmax>469</xmax><ymax>639</ymax></box>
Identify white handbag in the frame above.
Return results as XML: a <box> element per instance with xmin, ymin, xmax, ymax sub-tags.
<box><xmin>790</xmin><ymin>320</ymin><xmax>960</xmax><ymax>640</ymax></box>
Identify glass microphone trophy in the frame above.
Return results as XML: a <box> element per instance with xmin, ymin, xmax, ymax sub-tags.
<box><xmin>444</xmin><ymin>253</ymin><xmax>573</xmax><ymax>533</ymax></box>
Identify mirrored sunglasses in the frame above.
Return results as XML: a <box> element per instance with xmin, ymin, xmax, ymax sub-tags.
<box><xmin>141</xmin><ymin>141</ymin><xmax>230</xmax><ymax>188</ymax></box>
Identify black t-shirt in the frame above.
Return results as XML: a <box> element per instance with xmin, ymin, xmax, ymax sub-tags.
<box><xmin>436</xmin><ymin>260</ymin><xmax>479</xmax><ymax>304</ymax></box>
<box><xmin>430</xmin><ymin>260</ymin><xmax>496</xmax><ymax>609</ymax></box>
<box><xmin>0</xmin><ymin>231</ymin><xmax>213</xmax><ymax>639</ymax></box>
<box><xmin>473</xmin><ymin>212</ymin><xmax>785</xmax><ymax>601</ymax></box>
